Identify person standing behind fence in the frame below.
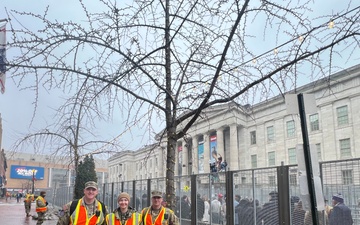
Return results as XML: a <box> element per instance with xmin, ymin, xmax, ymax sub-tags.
<box><xmin>211</xmin><ymin>194</ymin><xmax>222</xmax><ymax>224</ymax></box>
<box><xmin>36</xmin><ymin>191</ymin><xmax>48</xmax><ymax>225</ymax></box>
<box><xmin>329</xmin><ymin>193</ymin><xmax>353</xmax><ymax>225</ymax></box>
<box><xmin>56</xmin><ymin>181</ymin><xmax>107</xmax><ymax>225</ymax></box>
<box><xmin>258</xmin><ymin>191</ymin><xmax>279</xmax><ymax>225</ymax></box>
<box><xmin>106</xmin><ymin>192</ymin><xmax>141</xmax><ymax>225</ymax></box>
<box><xmin>139</xmin><ymin>190</ymin><xmax>179</xmax><ymax>225</ymax></box>
<box><xmin>24</xmin><ymin>192</ymin><xmax>35</xmax><ymax>217</ymax></box>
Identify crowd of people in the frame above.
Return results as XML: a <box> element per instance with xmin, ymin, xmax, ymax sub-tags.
<box><xmin>173</xmin><ymin>190</ymin><xmax>354</xmax><ymax>225</ymax></box>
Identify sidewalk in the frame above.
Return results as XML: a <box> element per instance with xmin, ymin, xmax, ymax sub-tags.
<box><xmin>0</xmin><ymin>197</ymin><xmax>58</xmax><ymax>225</ymax></box>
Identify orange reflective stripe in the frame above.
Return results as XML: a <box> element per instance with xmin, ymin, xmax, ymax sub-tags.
<box><xmin>36</xmin><ymin>196</ymin><xmax>47</xmax><ymax>212</ymax></box>
<box><xmin>106</xmin><ymin>213</ymin><xmax>120</xmax><ymax>225</ymax></box>
<box><xmin>70</xmin><ymin>199</ymin><xmax>104</xmax><ymax>225</ymax></box>
<box><xmin>144</xmin><ymin>208</ymin><xmax>165</xmax><ymax>225</ymax></box>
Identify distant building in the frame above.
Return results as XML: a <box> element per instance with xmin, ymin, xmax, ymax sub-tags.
<box><xmin>109</xmin><ymin>64</ymin><xmax>360</xmax><ymax>182</ymax></box>
<box><xmin>4</xmin><ymin>151</ymin><xmax>108</xmax><ymax>192</ymax></box>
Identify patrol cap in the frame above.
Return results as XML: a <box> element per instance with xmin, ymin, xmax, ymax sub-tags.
<box><xmin>84</xmin><ymin>181</ymin><xmax>98</xmax><ymax>190</ymax></box>
<box><xmin>151</xmin><ymin>190</ymin><xmax>163</xmax><ymax>198</ymax></box>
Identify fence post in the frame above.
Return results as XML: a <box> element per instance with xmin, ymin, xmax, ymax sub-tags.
<box><xmin>226</xmin><ymin>170</ymin><xmax>234</xmax><ymax>225</ymax></box>
<box><xmin>277</xmin><ymin>164</ymin><xmax>290</xmax><ymax>225</ymax></box>
<box><xmin>190</xmin><ymin>174</ymin><xmax>197</xmax><ymax>225</ymax></box>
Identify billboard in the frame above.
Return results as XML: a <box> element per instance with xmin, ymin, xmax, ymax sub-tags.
<box><xmin>10</xmin><ymin>165</ymin><xmax>45</xmax><ymax>180</ymax></box>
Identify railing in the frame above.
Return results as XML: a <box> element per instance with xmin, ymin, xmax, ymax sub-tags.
<box><xmin>46</xmin><ymin>158</ymin><xmax>360</xmax><ymax>225</ymax></box>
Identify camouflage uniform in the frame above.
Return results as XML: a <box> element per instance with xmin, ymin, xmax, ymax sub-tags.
<box><xmin>140</xmin><ymin>206</ymin><xmax>179</xmax><ymax>225</ymax></box>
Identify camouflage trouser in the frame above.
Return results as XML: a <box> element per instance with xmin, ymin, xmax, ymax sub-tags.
<box><xmin>24</xmin><ymin>202</ymin><xmax>31</xmax><ymax>214</ymax></box>
<box><xmin>36</xmin><ymin>212</ymin><xmax>45</xmax><ymax>225</ymax></box>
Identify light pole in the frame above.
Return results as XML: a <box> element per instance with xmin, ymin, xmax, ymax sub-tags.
<box><xmin>31</xmin><ymin>169</ymin><xmax>35</xmax><ymax>194</ymax></box>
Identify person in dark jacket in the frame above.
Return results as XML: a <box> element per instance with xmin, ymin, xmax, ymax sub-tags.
<box><xmin>180</xmin><ymin>195</ymin><xmax>191</xmax><ymax>220</ymax></box>
<box><xmin>197</xmin><ymin>193</ymin><xmax>205</xmax><ymax>221</ymax></box>
<box><xmin>329</xmin><ymin>193</ymin><xmax>353</xmax><ymax>225</ymax></box>
<box><xmin>258</xmin><ymin>191</ymin><xmax>279</xmax><ymax>225</ymax></box>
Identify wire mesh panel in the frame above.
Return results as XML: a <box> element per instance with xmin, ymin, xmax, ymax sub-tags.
<box><xmin>321</xmin><ymin>159</ymin><xmax>360</xmax><ymax>225</ymax></box>
<box><xmin>135</xmin><ymin>179</ymin><xmax>149</xmax><ymax>211</ymax></box>
<box><xmin>175</xmin><ymin>175</ymin><xmax>192</xmax><ymax>225</ymax></box>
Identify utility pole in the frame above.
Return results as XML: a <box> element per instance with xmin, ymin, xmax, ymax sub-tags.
<box><xmin>31</xmin><ymin>169</ymin><xmax>35</xmax><ymax>194</ymax></box>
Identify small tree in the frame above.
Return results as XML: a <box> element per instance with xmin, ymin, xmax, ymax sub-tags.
<box><xmin>74</xmin><ymin>155</ymin><xmax>97</xmax><ymax>199</ymax></box>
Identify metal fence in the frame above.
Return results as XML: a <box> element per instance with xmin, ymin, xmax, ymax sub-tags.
<box><xmin>46</xmin><ymin>158</ymin><xmax>360</xmax><ymax>225</ymax></box>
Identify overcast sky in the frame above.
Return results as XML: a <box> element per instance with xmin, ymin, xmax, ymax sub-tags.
<box><xmin>1</xmin><ymin>0</ymin><xmax>358</xmax><ymax>154</ymax></box>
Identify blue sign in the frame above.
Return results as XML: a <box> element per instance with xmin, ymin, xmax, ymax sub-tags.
<box><xmin>10</xmin><ymin>165</ymin><xmax>45</xmax><ymax>180</ymax></box>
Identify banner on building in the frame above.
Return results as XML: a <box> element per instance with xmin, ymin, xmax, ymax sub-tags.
<box><xmin>10</xmin><ymin>165</ymin><xmax>45</xmax><ymax>180</ymax></box>
<box><xmin>198</xmin><ymin>141</ymin><xmax>204</xmax><ymax>173</ymax></box>
<box><xmin>0</xmin><ymin>23</ymin><xmax>6</xmax><ymax>94</ymax></box>
<box><xmin>210</xmin><ymin>135</ymin><xmax>217</xmax><ymax>163</ymax></box>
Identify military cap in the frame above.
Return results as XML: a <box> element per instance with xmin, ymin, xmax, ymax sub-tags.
<box><xmin>84</xmin><ymin>181</ymin><xmax>98</xmax><ymax>190</ymax></box>
<box><xmin>151</xmin><ymin>190</ymin><xmax>163</xmax><ymax>198</ymax></box>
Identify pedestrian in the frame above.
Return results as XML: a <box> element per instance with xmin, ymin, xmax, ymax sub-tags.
<box><xmin>139</xmin><ymin>190</ymin><xmax>179</xmax><ymax>225</ymax></box>
<box><xmin>16</xmin><ymin>191</ymin><xmax>22</xmax><ymax>203</ymax></box>
<box><xmin>258</xmin><ymin>191</ymin><xmax>279</xmax><ymax>225</ymax></box>
<box><xmin>56</xmin><ymin>181</ymin><xmax>107</xmax><ymax>225</ymax></box>
<box><xmin>202</xmin><ymin>195</ymin><xmax>210</xmax><ymax>222</ymax></box>
<box><xmin>211</xmin><ymin>194</ymin><xmax>222</xmax><ymax>224</ymax></box>
<box><xmin>24</xmin><ymin>192</ymin><xmax>35</xmax><ymax>217</ymax></box>
<box><xmin>106</xmin><ymin>192</ymin><xmax>141</xmax><ymax>225</ymax></box>
<box><xmin>35</xmin><ymin>191</ymin><xmax>48</xmax><ymax>225</ymax></box>
<box><xmin>329</xmin><ymin>193</ymin><xmax>353</xmax><ymax>225</ymax></box>
<box><xmin>292</xmin><ymin>200</ymin><xmax>306</xmax><ymax>225</ymax></box>
<box><xmin>196</xmin><ymin>193</ymin><xmax>205</xmax><ymax>221</ymax></box>
<box><xmin>180</xmin><ymin>195</ymin><xmax>191</xmax><ymax>220</ymax></box>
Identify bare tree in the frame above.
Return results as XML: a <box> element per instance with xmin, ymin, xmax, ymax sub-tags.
<box><xmin>5</xmin><ymin>0</ymin><xmax>360</xmax><ymax>208</ymax></box>
<box><xmin>13</xmin><ymin>78</ymin><xmax>120</xmax><ymax>196</ymax></box>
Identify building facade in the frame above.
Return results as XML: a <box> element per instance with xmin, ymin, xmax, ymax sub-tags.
<box><xmin>108</xmin><ymin>65</ymin><xmax>360</xmax><ymax>181</ymax></box>
<box><xmin>4</xmin><ymin>152</ymin><xmax>108</xmax><ymax>193</ymax></box>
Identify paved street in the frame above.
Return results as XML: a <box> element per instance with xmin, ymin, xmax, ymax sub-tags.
<box><xmin>0</xmin><ymin>197</ymin><xmax>57</xmax><ymax>225</ymax></box>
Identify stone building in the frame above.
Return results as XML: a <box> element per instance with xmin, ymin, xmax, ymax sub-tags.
<box><xmin>108</xmin><ymin>65</ymin><xmax>360</xmax><ymax>182</ymax></box>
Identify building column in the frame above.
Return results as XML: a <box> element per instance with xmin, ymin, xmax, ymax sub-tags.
<box><xmin>182</xmin><ymin>140</ymin><xmax>189</xmax><ymax>175</ymax></box>
<box><xmin>192</xmin><ymin>137</ymin><xmax>199</xmax><ymax>174</ymax></box>
<box><xmin>229</xmin><ymin>124</ymin><xmax>239</xmax><ymax>170</ymax></box>
<box><xmin>204</xmin><ymin>133</ymin><xmax>210</xmax><ymax>173</ymax></box>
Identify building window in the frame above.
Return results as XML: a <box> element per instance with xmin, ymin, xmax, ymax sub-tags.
<box><xmin>337</xmin><ymin>105</ymin><xmax>349</xmax><ymax>126</ymax></box>
<box><xmin>268</xmin><ymin>151</ymin><xmax>275</xmax><ymax>166</ymax></box>
<box><xmin>288</xmin><ymin>148</ymin><xmax>297</xmax><ymax>164</ymax></box>
<box><xmin>251</xmin><ymin>155</ymin><xmax>257</xmax><ymax>168</ymax></box>
<box><xmin>241</xmin><ymin>177</ymin><xmax>247</xmax><ymax>184</ymax></box>
<box><xmin>342</xmin><ymin>170</ymin><xmax>353</xmax><ymax>185</ymax></box>
<box><xmin>340</xmin><ymin>138</ymin><xmax>351</xmax><ymax>158</ymax></box>
<box><xmin>289</xmin><ymin>174</ymin><xmax>297</xmax><ymax>186</ymax></box>
<box><xmin>316</xmin><ymin>144</ymin><xmax>322</xmax><ymax>161</ymax></box>
<box><xmin>268</xmin><ymin>176</ymin><xmax>276</xmax><ymax>186</ymax></box>
<box><xmin>287</xmin><ymin>120</ymin><xmax>295</xmax><ymax>138</ymax></box>
<box><xmin>309</xmin><ymin>113</ymin><xmax>320</xmax><ymax>131</ymax></box>
<box><xmin>250</xmin><ymin>131</ymin><xmax>257</xmax><ymax>145</ymax></box>
<box><xmin>267</xmin><ymin>126</ymin><xmax>275</xmax><ymax>142</ymax></box>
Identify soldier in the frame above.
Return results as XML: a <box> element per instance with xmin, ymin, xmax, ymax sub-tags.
<box><xmin>56</xmin><ymin>181</ymin><xmax>107</xmax><ymax>225</ymax></box>
<box><xmin>24</xmin><ymin>192</ymin><xmax>35</xmax><ymax>217</ymax></box>
<box><xmin>140</xmin><ymin>190</ymin><xmax>179</xmax><ymax>225</ymax></box>
<box><xmin>36</xmin><ymin>191</ymin><xmax>48</xmax><ymax>225</ymax></box>
<box><xmin>106</xmin><ymin>192</ymin><xmax>141</xmax><ymax>225</ymax></box>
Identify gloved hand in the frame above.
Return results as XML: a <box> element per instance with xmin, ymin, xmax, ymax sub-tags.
<box><xmin>46</xmin><ymin>202</ymin><xmax>49</xmax><ymax>206</ymax></box>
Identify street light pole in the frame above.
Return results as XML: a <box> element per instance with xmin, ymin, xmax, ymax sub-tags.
<box><xmin>31</xmin><ymin>169</ymin><xmax>35</xmax><ymax>194</ymax></box>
